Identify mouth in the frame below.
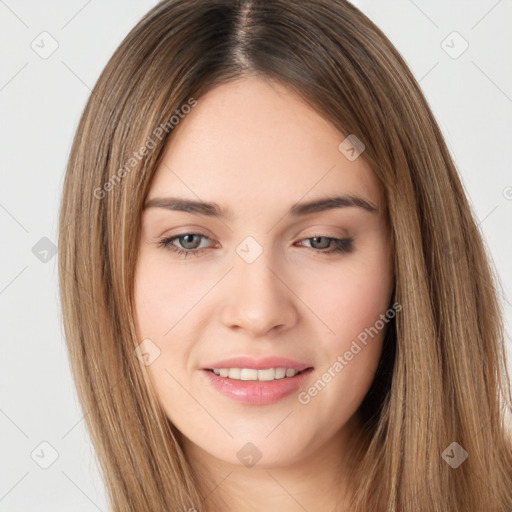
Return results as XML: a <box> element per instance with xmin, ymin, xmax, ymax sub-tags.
<box><xmin>202</xmin><ymin>367</ymin><xmax>314</xmax><ymax>405</ymax></box>
<box><xmin>205</xmin><ymin>367</ymin><xmax>313</xmax><ymax>381</ymax></box>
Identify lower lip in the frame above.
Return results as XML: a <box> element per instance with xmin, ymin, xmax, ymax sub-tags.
<box><xmin>202</xmin><ymin>368</ymin><xmax>314</xmax><ymax>405</ymax></box>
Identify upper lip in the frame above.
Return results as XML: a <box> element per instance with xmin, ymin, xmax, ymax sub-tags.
<box><xmin>202</xmin><ymin>356</ymin><xmax>313</xmax><ymax>372</ymax></box>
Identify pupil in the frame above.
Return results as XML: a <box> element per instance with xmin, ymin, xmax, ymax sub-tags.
<box><xmin>183</xmin><ymin>235</ymin><xmax>198</xmax><ymax>249</ymax></box>
<box><xmin>313</xmin><ymin>236</ymin><xmax>329</xmax><ymax>249</ymax></box>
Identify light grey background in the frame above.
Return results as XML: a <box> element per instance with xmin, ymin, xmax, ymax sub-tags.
<box><xmin>0</xmin><ymin>1</ymin><xmax>511</xmax><ymax>510</ymax></box>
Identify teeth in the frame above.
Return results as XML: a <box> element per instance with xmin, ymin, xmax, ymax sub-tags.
<box><xmin>211</xmin><ymin>367</ymin><xmax>300</xmax><ymax>381</ymax></box>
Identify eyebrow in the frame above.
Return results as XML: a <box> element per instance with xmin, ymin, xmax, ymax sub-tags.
<box><xmin>143</xmin><ymin>194</ymin><xmax>378</xmax><ymax>219</ymax></box>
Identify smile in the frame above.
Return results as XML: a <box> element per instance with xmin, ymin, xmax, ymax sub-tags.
<box><xmin>203</xmin><ymin>367</ymin><xmax>314</xmax><ymax>405</ymax></box>
<box><xmin>211</xmin><ymin>367</ymin><xmax>303</xmax><ymax>381</ymax></box>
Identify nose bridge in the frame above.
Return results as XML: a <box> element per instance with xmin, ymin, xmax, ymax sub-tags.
<box><xmin>220</xmin><ymin>236</ymin><xmax>297</xmax><ymax>335</ymax></box>
<box><xmin>238</xmin><ymin>248</ymin><xmax>280</xmax><ymax>295</ymax></box>
<box><xmin>235</xmin><ymin>239</ymin><xmax>285</xmax><ymax>307</ymax></box>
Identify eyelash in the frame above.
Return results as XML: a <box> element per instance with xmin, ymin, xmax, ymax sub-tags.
<box><xmin>158</xmin><ymin>233</ymin><xmax>354</xmax><ymax>258</ymax></box>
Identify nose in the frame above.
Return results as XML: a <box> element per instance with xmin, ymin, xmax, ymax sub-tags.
<box><xmin>220</xmin><ymin>252</ymin><xmax>298</xmax><ymax>337</ymax></box>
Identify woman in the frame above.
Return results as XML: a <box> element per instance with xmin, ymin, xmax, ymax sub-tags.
<box><xmin>58</xmin><ymin>0</ymin><xmax>512</xmax><ymax>510</ymax></box>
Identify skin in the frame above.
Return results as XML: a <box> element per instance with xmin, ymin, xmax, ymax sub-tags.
<box><xmin>133</xmin><ymin>75</ymin><xmax>394</xmax><ymax>511</ymax></box>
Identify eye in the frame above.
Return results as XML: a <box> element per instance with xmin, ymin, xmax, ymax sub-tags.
<box><xmin>295</xmin><ymin>236</ymin><xmax>354</xmax><ymax>254</ymax></box>
<box><xmin>158</xmin><ymin>233</ymin><xmax>213</xmax><ymax>258</ymax></box>
<box><xmin>158</xmin><ymin>233</ymin><xmax>354</xmax><ymax>258</ymax></box>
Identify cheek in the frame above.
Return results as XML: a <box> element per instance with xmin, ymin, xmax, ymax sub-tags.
<box><xmin>133</xmin><ymin>253</ymin><xmax>207</xmax><ymax>396</ymax></box>
<box><xmin>303</xmin><ymin>254</ymin><xmax>393</xmax><ymax>343</ymax></box>
<box><xmin>133</xmin><ymin>258</ymin><xmax>194</xmax><ymax>416</ymax></box>
<box><xmin>295</xmin><ymin>247</ymin><xmax>392</xmax><ymax>406</ymax></box>
<box><xmin>302</xmin><ymin>338</ymin><xmax>384</xmax><ymax>428</ymax></box>
<box><xmin>133</xmin><ymin>251</ymin><xmax>208</xmax><ymax>338</ymax></box>
<box><xmin>298</xmin><ymin>270</ymin><xmax>392</xmax><ymax>426</ymax></box>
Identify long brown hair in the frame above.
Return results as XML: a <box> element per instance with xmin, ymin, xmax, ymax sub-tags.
<box><xmin>58</xmin><ymin>0</ymin><xmax>512</xmax><ymax>510</ymax></box>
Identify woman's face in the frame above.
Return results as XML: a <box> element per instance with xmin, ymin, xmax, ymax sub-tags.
<box><xmin>133</xmin><ymin>76</ymin><xmax>394</xmax><ymax>469</ymax></box>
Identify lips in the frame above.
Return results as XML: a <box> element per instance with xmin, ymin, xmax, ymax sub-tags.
<box><xmin>202</xmin><ymin>366</ymin><xmax>314</xmax><ymax>405</ymax></box>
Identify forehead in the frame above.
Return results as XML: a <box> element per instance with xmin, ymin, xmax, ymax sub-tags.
<box><xmin>147</xmin><ymin>76</ymin><xmax>384</xmax><ymax>214</ymax></box>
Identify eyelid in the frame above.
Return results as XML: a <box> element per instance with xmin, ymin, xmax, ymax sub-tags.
<box><xmin>159</xmin><ymin>225</ymin><xmax>215</xmax><ymax>238</ymax></box>
<box><xmin>291</xmin><ymin>223</ymin><xmax>351</xmax><ymax>240</ymax></box>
